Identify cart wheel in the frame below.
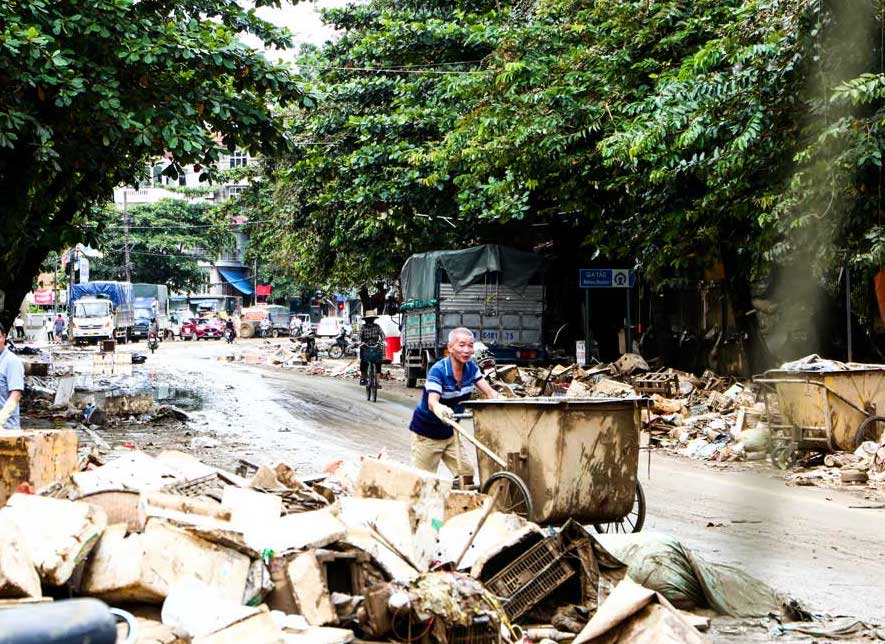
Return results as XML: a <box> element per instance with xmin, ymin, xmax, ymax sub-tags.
<box><xmin>855</xmin><ymin>416</ymin><xmax>885</xmax><ymax>448</ymax></box>
<box><xmin>770</xmin><ymin>445</ymin><xmax>795</xmax><ymax>470</ymax></box>
<box><xmin>480</xmin><ymin>471</ymin><xmax>533</xmax><ymax>522</ymax></box>
<box><xmin>593</xmin><ymin>481</ymin><xmax>646</xmax><ymax>534</ymax></box>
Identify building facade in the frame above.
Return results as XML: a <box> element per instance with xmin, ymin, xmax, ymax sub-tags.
<box><xmin>111</xmin><ymin>151</ymin><xmax>255</xmax><ymax>300</ymax></box>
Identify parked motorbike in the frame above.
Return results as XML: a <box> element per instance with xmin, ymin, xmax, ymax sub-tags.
<box><xmin>147</xmin><ymin>332</ymin><xmax>159</xmax><ymax>354</ymax></box>
<box><xmin>224</xmin><ymin>327</ymin><xmax>236</xmax><ymax>344</ymax></box>
<box><xmin>327</xmin><ymin>328</ymin><xmax>358</xmax><ymax>359</ymax></box>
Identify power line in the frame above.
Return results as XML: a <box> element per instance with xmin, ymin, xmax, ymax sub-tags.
<box><xmin>294</xmin><ymin>62</ymin><xmax>490</xmax><ymax>75</ymax></box>
<box><xmin>81</xmin><ymin>217</ymin><xmax>276</xmax><ymax>231</ymax></box>
<box><xmin>104</xmin><ymin>248</ymin><xmax>227</xmax><ymax>260</ymax></box>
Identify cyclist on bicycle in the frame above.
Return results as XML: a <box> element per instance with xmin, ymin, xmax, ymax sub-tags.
<box><xmin>358</xmin><ymin>310</ymin><xmax>385</xmax><ymax>386</ymax></box>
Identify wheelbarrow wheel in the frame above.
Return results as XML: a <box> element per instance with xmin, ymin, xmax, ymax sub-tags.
<box><xmin>855</xmin><ymin>416</ymin><xmax>885</xmax><ymax>448</ymax></box>
<box><xmin>593</xmin><ymin>481</ymin><xmax>646</xmax><ymax>534</ymax></box>
<box><xmin>481</xmin><ymin>471</ymin><xmax>533</xmax><ymax>522</ymax></box>
<box><xmin>770</xmin><ymin>445</ymin><xmax>798</xmax><ymax>470</ymax></box>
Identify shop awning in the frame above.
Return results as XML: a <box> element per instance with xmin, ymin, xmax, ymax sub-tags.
<box><xmin>218</xmin><ymin>267</ymin><xmax>254</xmax><ymax>295</ymax></box>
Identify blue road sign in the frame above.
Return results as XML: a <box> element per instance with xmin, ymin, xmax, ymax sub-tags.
<box><xmin>579</xmin><ymin>268</ymin><xmax>636</xmax><ymax>288</ymax></box>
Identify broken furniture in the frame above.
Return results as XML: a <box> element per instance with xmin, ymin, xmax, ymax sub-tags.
<box><xmin>633</xmin><ymin>371</ymin><xmax>679</xmax><ymax>398</ymax></box>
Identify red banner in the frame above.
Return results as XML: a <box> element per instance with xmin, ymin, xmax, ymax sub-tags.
<box><xmin>256</xmin><ymin>284</ymin><xmax>272</xmax><ymax>297</ymax></box>
<box><xmin>34</xmin><ymin>289</ymin><xmax>54</xmax><ymax>305</ymax></box>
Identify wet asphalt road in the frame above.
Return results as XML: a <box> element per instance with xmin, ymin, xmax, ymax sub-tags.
<box><xmin>122</xmin><ymin>338</ymin><xmax>885</xmax><ymax>630</ymax></box>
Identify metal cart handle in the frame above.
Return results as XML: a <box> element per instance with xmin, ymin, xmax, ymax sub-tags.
<box><xmin>439</xmin><ymin>416</ymin><xmax>507</xmax><ymax>468</ymax></box>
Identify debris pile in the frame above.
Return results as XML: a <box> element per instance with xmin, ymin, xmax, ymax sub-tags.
<box><xmin>482</xmin><ymin>355</ymin><xmax>769</xmax><ymax>464</ymax></box>
<box><xmin>227</xmin><ymin>341</ymin><xmax>404</xmax><ymax>382</ymax></box>
<box><xmin>787</xmin><ymin>439</ymin><xmax>885</xmax><ymax>491</ymax></box>
<box><xmin>0</xmin><ymin>434</ymin><xmax>833</xmax><ymax>642</ymax></box>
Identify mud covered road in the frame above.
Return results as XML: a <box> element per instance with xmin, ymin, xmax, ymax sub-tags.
<box><xmin>114</xmin><ymin>338</ymin><xmax>885</xmax><ymax>632</ymax></box>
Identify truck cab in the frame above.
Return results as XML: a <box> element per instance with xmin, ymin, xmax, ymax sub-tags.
<box><xmin>70</xmin><ymin>297</ymin><xmax>116</xmax><ymax>343</ymax></box>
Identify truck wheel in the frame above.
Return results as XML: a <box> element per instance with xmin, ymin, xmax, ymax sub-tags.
<box><xmin>240</xmin><ymin>323</ymin><xmax>254</xmax><ymax>339</ymax></box>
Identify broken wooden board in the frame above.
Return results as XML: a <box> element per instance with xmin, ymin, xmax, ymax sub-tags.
<box><xmin>354</xmin><ymin>459</ymin><xmax>449</xmax><ymax>569</ymax></box>
<box><xmin>53</xmin><ymin>375</ymin><xmax>76</xmax><ymax>407</ymax></box>
<box><xmin>253</xmin><ymin>506</ymin><xmax>346</xmax><ymax>555</ymax></box>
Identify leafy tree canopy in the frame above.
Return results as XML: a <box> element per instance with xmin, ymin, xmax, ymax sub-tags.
<box><xmin>88</xmin><ymin>199</ymin><xmax>233</xmax><ymax>292</ymax></box>
<box><xmin>240</xmin><ymin>0</ymin><xmax>507</xmax><ymax>294</ymax></box>
<box><xmin>0</xmin><ymin>0</ymin><xmax>308</xmax><ymax>324</ymax></box>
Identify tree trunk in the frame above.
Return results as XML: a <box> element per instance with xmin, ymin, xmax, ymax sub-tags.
<box><xmin>0</xmin><ymin>241</ymin><xmax>51</xmax><ymax>329</ymax></box>
<box><xmin>720</xmin><ymin>245</ymin><xmax>775</xmax><ymax>374</ymax></box>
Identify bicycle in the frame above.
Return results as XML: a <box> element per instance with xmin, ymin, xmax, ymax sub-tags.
<box><xmin>362</xmin><ymin>343</ymin><xmax>384</xmax><ymax>402</ymax></box>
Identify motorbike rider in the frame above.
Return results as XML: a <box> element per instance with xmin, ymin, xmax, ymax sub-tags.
<box><xmin>289</xmin><ymin>316</ymin><xmax>302</xmax><ymax>336</ymax></box>
<box><xmin>359</xmin><ymin>311</ymin><xmax>385</xmax><ymax>386</ymax></box>
<box><xmin>148</xmin><ymin>317</ymin><xmax>159</xmax><ymax>338</ymax></box>
<box><xmin>224</xmin><ymin>318</ymin><xmax>236</xmax><ymax>340</ymax></box>
<box><xmin>259</xmin><ymin>316</ymin><xmax>272</xmax><ymax>338</ymax></box>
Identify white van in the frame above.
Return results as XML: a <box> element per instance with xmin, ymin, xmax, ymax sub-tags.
<box><xmin>315</xmin><ymin>317</ymin><xmax>352</xmax><ymax>338</ymax></box>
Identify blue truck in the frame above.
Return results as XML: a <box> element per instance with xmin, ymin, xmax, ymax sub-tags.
<box><xmin>131</xmin><ymin>284</ymin><xmax>170</xmax><ymax>340</ymax></box>
<box><xmin>69</xmin><ymin>281</ymin><xmax>135</xmax><ymax>344</ymax></box>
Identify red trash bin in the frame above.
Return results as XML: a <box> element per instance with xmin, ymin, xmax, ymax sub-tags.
<box><xmin>385</xmin><ymin>336</ymin><xmax>401</xmax><ymax>361</ymax></box>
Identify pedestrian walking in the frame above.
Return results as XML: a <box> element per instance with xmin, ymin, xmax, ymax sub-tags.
<box><xmin>53</xmin><ymin>314</ymin><xmax>65</xmax><ymax>344</ymax></box>
<box><xmin>13</xmin><ymin>315</ymin><xmax>24</xmax><ymax>340</ymax></box>
<box><xmin>44</xmin><ymin>316</ymin><xmax>53</xmax><ymax>343</ymax></box>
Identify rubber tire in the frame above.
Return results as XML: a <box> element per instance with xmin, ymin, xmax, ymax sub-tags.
<box><xmin>480</xmin><ymin>471</ymin><xmax>533</xmax><ymax>521</ymax></box>
<box><xmin>272</xmin><ymin>329</ymin><xmax>280</xmax><ymax>338</ymax></box>
<box><xmin>855</xmin><ymin>415</ymin><xmax>885</xmax><ymax>448</ymax></box>
<box><xmin>593</xmin><ymin>481</ymin><xmax>646</xmax><ymax>534</ymax></box>
<box><xmin>165</xmin><ymin>329</ymin><xmax>173</xmax><ymax>340</ymax></box>
<box><xmin>770</xmin><ymin>445</ymin><xmax>798</xmax><ymax>470</ymax></box>
<box><xmin>328</xmin><ymin>345</ymin><xmax>344</xmax><ymax>360</ymax></box>
<box><xmin>239</xmin><ymin>323</ymin><xmax>255</xmax><ymax>339</ymax></box>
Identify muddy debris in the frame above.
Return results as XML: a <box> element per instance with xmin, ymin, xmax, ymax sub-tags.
<box><xmin>0</xmin><ymin>442</ymin><xmax>878</xmax><ymax>642</ymax></box>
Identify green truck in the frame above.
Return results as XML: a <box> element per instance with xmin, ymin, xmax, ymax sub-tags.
<box><xmin>400</xmin><ymin>244</ymin><xmax>546</xmax><ymax>387</ymax></box>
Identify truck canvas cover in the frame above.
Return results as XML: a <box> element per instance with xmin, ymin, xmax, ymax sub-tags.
<box><xmin>401</xmin><ymin>244</ymin><xmax>545</xmax><ymax>302</ymax></box>
<box><xmin>70</xmin><ymin>281</ymin><xmax>133</xmax><ymax>307</ymax></box>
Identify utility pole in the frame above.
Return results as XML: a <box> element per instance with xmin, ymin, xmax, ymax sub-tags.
<box><xmin>53</xmin><ymin>254</ymin><xmax>59</xmax><ymax>316</ymax></box>
<box><xmin>253</xmin><ymin>259</ymin><xmax>258</xmax><ymax>305</ymax></box>
<box><xmin>844</xmin><ymin>252</ymin><xmax>852</xmax><ymax>362</ymax></box>
<box><xmin>123</xmin><ymin>190</ymin><xmax>132</xmax><ymax>282</ymax></box>
<box><xmin>67</xmin><ymin>247</ymin><xmax>77</xmax><ymax>316</ymax></box>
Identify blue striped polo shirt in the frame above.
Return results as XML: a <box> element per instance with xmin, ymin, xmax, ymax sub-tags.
<box><xmin>409</xmin><ymin>357</ymin><xmax>483</xmax><ymax>439</ymax></box>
